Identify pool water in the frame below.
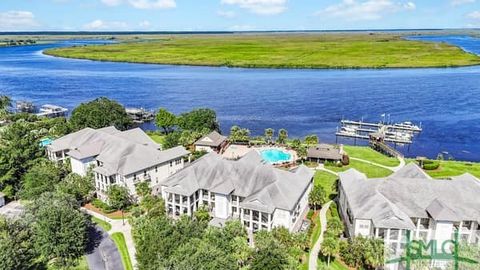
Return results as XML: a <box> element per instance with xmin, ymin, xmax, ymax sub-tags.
<box><xmin>39</xmin><ymin>138</ymin><xmax>53</xmax><ymax>147</ymax></box>
<box><xmin>260</xmin><ymin>149</ymin><xmax>292</xmax><ymax>164</ymax></box>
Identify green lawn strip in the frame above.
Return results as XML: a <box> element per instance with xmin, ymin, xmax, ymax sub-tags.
<box><xmin>406</xmin><ymin>159</ymin><xmax>480</xmax><ymax>178</ymax></box>
<box><xmin>314</xmin><ymin>170</ymin><xmax>339</xmax><ymax>200</ymax></box>
<box><xmin>47</xmin><ymin>255</ymin><xmax>88</xmax><ymax>270</ymax></box>
<box><xmin>325</xmin><ymin>159</ymin><xmax>393</xmax><ymax>178</ymax></box>
<box><xmin>44</xmin><ymin>34</ymin><xmax>480</xmax><ymax>69</ymax></box>
<box><xmin>92</xmin><ymin>216</ymin><xmax>112</xmax><ymax>232</ymax></box>
<box><xmin>147</xmin><ymin>133</ymin><xmax>165</xmax><ymax>145</ymax></box>
<box><xmin>111</xmin><ymin>232</ymin><xmax>133</xmax><ymax>270</ymax></box>
<box><xmin>343</xmin><ymin>146</ymin><xmax>400</xmax><ymax>167</ymax></box>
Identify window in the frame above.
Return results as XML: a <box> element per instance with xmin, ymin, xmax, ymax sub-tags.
<box><xmin>155</xmin><ymin>166</ymin><xmax>158</xmax><ymax>173</ymax></box>
<box><xmin>232</xmin><ymin>195</ymin><xmax>237</xmax><ymax>202</ymax></box>
<box><xmin>144</xmin><ymin>170</ymin><xmax>147</xmax><ymax>177</ymax></box>
<box><xmin>232</xmin><ymin>206</ymin><xmax>238</xmax><ymax>214</ymax></box>
<box><xmin>170</xmin><ymin>161</ymin><xmax>173</xmax><ymax>167</ymax></box>
<box><xmin>133</xmin><ymin>174</ymin><xmax>137</xmax><ymax>180</ymax></box>
<box><xmin>175</xmin><ymin>159</ymin><xmax>182</xmax><ymax>165</ymax></box>
<box><xmin>390</xmin><ymin>229</ymin><xmax>399</xmax><ymax>240</ymax></box>
<box><xmin>261</xmin><ymin>213</ymin><xmax>268</xmax><ymax>223</ymax></box>
<box><xmin>462</xmin><ymin>221</ymin><xmax>472</xmax><ymax>230</ymax></box>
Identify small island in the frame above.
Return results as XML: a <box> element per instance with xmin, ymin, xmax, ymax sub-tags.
<box><xmin>44</xmin><ymin>33</ymin><xmax>480</xmax><ymax>69</ymax></box>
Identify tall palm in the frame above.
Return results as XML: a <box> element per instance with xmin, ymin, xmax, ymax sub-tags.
<box><xmin>264</xmin><ymin>128</ymin><xmax>274</xmax><ymax>143</ymax></box>
<box><xmin>321</xmin><ymin>235</ymin><xmax>339</xmax><ymax>266</ymax></box>
<box><xmin>278</xmin><ymin>128</ymin><xmax>288</xmax><ymax>144</ymax></box>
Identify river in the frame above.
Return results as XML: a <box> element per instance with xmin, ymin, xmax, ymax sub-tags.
<box><xmin>1</xmin><ymin>35</ymin><xmax>480</xmax><ymax>161</ymax></box>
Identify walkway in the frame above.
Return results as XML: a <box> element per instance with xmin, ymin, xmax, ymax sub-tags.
<box><xmin>309</xmin><ymin>200</ymin><xmax>333</xmax><ymax>270</ymax></box>
<box><xmin>350</xmin><ymin>155</ymin><xmax>405</xmax><ymax>172</ymax></box>
<box><xmin>82</xmin><ymin>207</ymin><xmax>138</xmax><ymax>269</ymax></box>
<box><xmin>315</xmin><ymin>164</ymin><xmax>339</xmax><ymax>176</ymax></box>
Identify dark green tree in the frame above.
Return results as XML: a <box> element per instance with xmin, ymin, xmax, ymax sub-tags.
<box><xmin>56</xmin><ymin>171</ymin><xmax>95</xmax><ymax>203</ymax></box>
<box><xmin>0</xmin><ymin>95</ymin><xmax>12</xmax><ymax>118</ymax></box>
<box><xmin>70</xmin><ymin>97</ymin><xmax>132</xmax><ymax>130</ymax></box>
<box><xmin>20</xmin><ymin>159</ymin><xmax>62</xmax><ymax>200</ymax></box>
<box><xmin>162</xmin><ymin>131</ymin><xmax>181</xmax><ymax>149</ymax></box>
<box><xmin>0</xmin><ymin>217</ymin><xmax>39</xmax><ymax>270</ymax></box>
<box><xmin>251</xmin><ymin>237</ymin><xmax>289</xmax><ymax>270</ymax></box>
<box><xmin>0</xmin><ymin>121</ymin><xmax>44</xmax><ymax>197</ymax></box>
<box><xmin>106</xmin><ymin>185</ymin><xmax>131</xmax><ymax>210</ymax></box>
<box><xmin>28</xmin><ymin>192</ymin><xmax>87</xmax><ymax>268</ymax></box>
<box><xmin>177</xmin><ymin>108</ymin><xmax>220</xmax><ymax>133</ymax></box>
<box><xmin>155</xmin><ymin>108</ymin><xmax>176</xmax><ymax>134</ymax></box>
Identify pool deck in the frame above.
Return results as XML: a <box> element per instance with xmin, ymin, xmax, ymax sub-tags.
<box><xmin>222</xmin><ymin>144</ymin><xmax>298</xmax><ymax>163</ymax></box>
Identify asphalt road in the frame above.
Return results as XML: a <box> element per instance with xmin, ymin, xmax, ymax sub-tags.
<box><xmin>86</xmin><ymin>225</ymin><xmax>124</xmax><ymax>270</ymax></box>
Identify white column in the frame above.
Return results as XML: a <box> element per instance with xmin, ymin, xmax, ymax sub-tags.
<box><xmin>187</xmin><ymin>196</ymin><xmax>191</xmax><ymax>216</ymax></box>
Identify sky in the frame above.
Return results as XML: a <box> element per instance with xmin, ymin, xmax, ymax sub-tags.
<box><xmin>0</xmin><ymin>0</ymin><xmax>480</xmax><ymax>31</ymax></box>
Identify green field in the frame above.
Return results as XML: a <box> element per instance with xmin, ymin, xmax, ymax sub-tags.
<box><xmin>326</xmin><ymin>159</ymin><xmax>393</xmax><ymax>178</ymax></box>
<box><xmin>44</xmin><ymin>33</ymin><xmax>480</xmax><ymax>69</ymax></box>
<box><xmin>407</xmin><ymin>160</ymin><xmax>480</xmax><ymax>178</ymax></box>
<box><xmin>111</xmin><ymin>232</ymin><xmax>133</xmax><ymax>270</ymax></box>
<box><xmin>343</xmin><ymin>145</ymin><xmax>400</xmax><ymax>167</ymax></box>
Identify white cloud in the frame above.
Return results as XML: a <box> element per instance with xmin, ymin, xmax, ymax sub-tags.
<box><xmin>100</xmin><ymin>0</ymin><xmax>176</xmax><ymax>9</ymax></box>
<box><xmin>230</xmin><ymin>24</ymin><xmax>257</xmax><ymax>31</ymax></box>
<box><xmin>217</xmin><ymin>10</ymin><xmax>237</xmax><ymax>18</ymax></box>
<box><xmin>451</xmin><ymin>0</ymin><xmax>475</xmax><ymax>6</ymax></box>
<box><xmin>221</xmin><ymin>0</ymin><xmax>287</xmax><ymax>15</ymax></box>
<box><xmin>127</xmin><ymin>0</ymin><xmax>176</xmax><ymax>9</ymax></box>
<box><xmin>467</xmin><ymin>10</ymin><xmax>480</xmax><ymax>19</ymax></box>
<box><xmin>83</xmin><ymin>19</ymin><xmax>128</xmax><ymax>30</ymax></box>
<box><xmin>0</xmin><ymin>11</ymin><xmax>39</xmax><ymax>30</ymax></box>
<box><xmin>101</xmin><ymin>0</ymin><xmax>123</xmax><ymax>6</ymax></box>
<box><xmin>317</xmin><ymin>0</ymin><xmax>416</xmax><ymax>21</ymax></box>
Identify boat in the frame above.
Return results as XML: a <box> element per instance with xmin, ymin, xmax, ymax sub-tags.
<box><xmin>35</xmin><ymin>104</ymin><xmax>68</xmax><ymax>118</ymax></box>
<box><xmin>16</xmin><ymin>101</ymin><xmax>35</xmax><ymax>113</ymax></box>
<box><xmin>125</xmin><ymin>107</ymin><xmax>155</xmax><ymax>124</ymax></box>
<box><xmin>340</xmin><ymin>126</ymin><xmax>357</xmax><ymax>135</ymax></box>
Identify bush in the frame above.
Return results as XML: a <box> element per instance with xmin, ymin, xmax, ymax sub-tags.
<box><xmin>92</xmin><ymin>198</ymin><xmax>116</xmax><ymax>214</ymax></box>
<box><xmin>423</xmin><ymin>160</ymin><xmax>440</xmax><ymax>170</ymax></box>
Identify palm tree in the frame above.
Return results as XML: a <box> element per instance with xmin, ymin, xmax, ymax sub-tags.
<box><xmin>327</xmin><ymin>218</ymin><xmax>344</xmax><ymax>236</ymax></box>
<box><xmin>308</xmin><ymin>185</ymin><xmax>326</xmax><ymax>211</ymax></box>
<box><xmin>321</xmin><ymin>235</ymin><xmax>339</xmax><ymax>266</ymax></box>
<box><xmin>278</xmin><ymin>128</ymin><xmax>288</xmax><ymax>144</ymax></box>
<box><xmin>264</xmin><ymin>128</ymin><xmax>274</xmax><ymax>143</ymax></box>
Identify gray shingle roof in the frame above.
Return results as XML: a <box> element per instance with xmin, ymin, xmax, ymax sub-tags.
<box><xmin>159</xmin><ymin>151</ymin><xmax>314</xmax><ymax>213</ymax></box>
<box><xmin>194</xmin><ymin>131</ymin><xmax>227</xmax><ymax>147</ymax></box>
<box><xmin>307</xmin><ymin>144</ymin><xmax>343</xmax><ymax>160</ymax></box>
<box><xmin>49</xmin><ymin>126</ymin><xmax>188</xmax><ymax>176</ymax></box>
<box><xmin>339</xmin><ymin>164</ymin><xmax>480</xmax><ymax>229</ymax></box>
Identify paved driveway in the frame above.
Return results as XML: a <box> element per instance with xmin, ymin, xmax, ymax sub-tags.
<box><xmin>86</xmin><ymin>225</ymin><xmax>124</xmax><ymax>270</ymax></box>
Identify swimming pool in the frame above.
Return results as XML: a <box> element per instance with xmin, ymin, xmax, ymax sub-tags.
<box><xmin>260</xmin><ymin>149</ymin><xmax>292</xmax><ymax>164</ymax></box>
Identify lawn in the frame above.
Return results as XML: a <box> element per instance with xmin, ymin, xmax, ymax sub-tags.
<box><xmin>147</xmin><ymin>132</ymin><xmax>165</xmax><ymax>145</ymax></box>
<box><xmin>407</xmin><ymin>160</ymin><xmax>480</xmax><ymax>178</ymax></box>
<box><xmin>314</xmin><ymin>171</ymin><xmax>339</xmax><ymax>200</ymax></box>
<box><xmin>44</xmin><ymin>33</ymin><xmax>480</xmax><ymax>69</ymax></box>
<box><xmin>111</xmin><ymin>232</ymin><xmax>133</xmax><ymax>270</ymax></box>
<box><xmin>343</xmin><ymin>146</ymin><xmax>400</xmax><ymax>167</ymax></box>
<box><xmin>92</xmin><ymin>216</ymin><xmax>112</xmax><ymax>232</ymax></box>
<box><xmin>326</xmin><ymin>159</ymin><xmax>393</xmax><ymax>178</ymax></box>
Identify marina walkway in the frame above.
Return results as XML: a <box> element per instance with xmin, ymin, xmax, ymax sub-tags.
<box><xmin>309</xmin><ymin>201</ymin><xmax>333</xmax><ymax>270</ymax></box>
<box><xmin>82</xmin><ymin>207</ymin><xmax>138</xmax><ymax>270</ymax></box>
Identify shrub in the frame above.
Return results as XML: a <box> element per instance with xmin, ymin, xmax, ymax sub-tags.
<box><xmin>423</xmin><ymin>161</ymin><xmax>440</xmax><ymax>170</ymax></box>
<box><xmin>92</xmin><ymin>198</ymin><xmax>116</xmax><ymax>214</ymax></box>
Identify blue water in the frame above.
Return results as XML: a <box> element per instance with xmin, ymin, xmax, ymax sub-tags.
<box><xmin>260</xmin><ymin>149</ymin><xmax>292</xmax><ymax>164</ymax></box>
<box><xmin>1</xmin><ymin>36</ymin><xmax>480</xmax><ymax>161</ymax></box>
